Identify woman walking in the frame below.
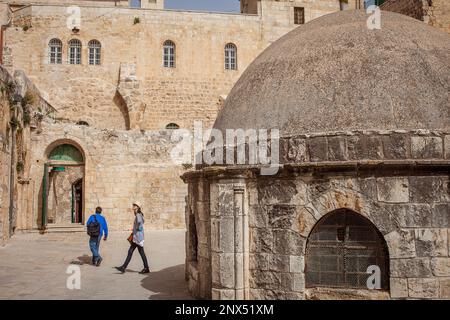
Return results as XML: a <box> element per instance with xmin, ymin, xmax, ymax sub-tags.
<box><xmin>115</xmin><ymin>202</ymin><xmax>150</xmax><ymax>274</ymax></box>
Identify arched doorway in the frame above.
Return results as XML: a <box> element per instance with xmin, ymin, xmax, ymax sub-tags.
<box><xmin>305</xmin><ymin>208</ymin><xmax>389</xmax><ymax>290</ymax></box>
<box><xmin>41</xmin><ymin>143</ymin><xmax>85</xmax><ymax>228</ymax></box>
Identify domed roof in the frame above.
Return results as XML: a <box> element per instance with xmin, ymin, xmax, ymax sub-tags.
<box><xmin>214</xmin><ymin>10</ymin><xmax>450</xmax><ymax>136</ymax></box>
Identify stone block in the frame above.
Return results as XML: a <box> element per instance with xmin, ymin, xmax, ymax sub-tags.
<box><xmin>327</xmin><ymin>136</ymin><xmax>347</xmax><ymax>161</ymax></box>
<box><xmin>267</xmin><ymin>204</ymin><xmax>296</xmax><ymax>229</ymax></box>
<box><xmin>280</xmin><ymin>273</ymin><xmax>304</xmax><ymax>292</ymax></box>
<box><xmin>390</xmin><ymin>258</ymin><xmax>432</xmax><ymax>278</ymax></box>
<box><xmin>294</xmin><ymin>206</ymin><xmax>317</xmax><ymax>237</ymax></box>
<box><xmin>384</xmin><ymin>229</ymin><xmax>416</xmax><ymax>259</ymax></box>
<box><xmin>382</xmin><ymin>133</ymin><xmax>408</xmax><ymax>159</ymax></box>
<box><xmin>444</xmin><ymin>135</ymin><xmax>450</xmax><ymax>159</ymax></box>
<box><xmin>250</xmin><ymin>270</ymin><xmax>281</xmax><ymax>290</ymax></box>
<box><xmin>390</xmin><ymin>278</ymin><xmax>408</xmax><ymax>298</ymax></box>
<box><xmin>388</xmin><ymin>204</ymin><xmax>432</xmax><ymax>228</ymax></box>
<box><xmin>430</xmin><ymin>258</ymin><xmax>450</xmax><ymax>277</ymax></box>
<box><xmin>408</xmin><ymin>278</ymin><xmax>439</xmax><ymax>298</ymax></box>
<box><xmin>411</xmin><ymin>136</ymin><xmax>443</xmax><ymax>159</ymax></box>
<box><xmin>431</xmin><ymin>204</ymin><xmax>449</xmax><ymax>228</ymax></box>
<box><xmin>409</xmin><ymin>176</ymin><xmax>445</xmax><ymax>203</ymax></box>
<box><xmin>366</xmin><ymin>135</ymin><xmax>384</xmax><ymax>159</ymax></box>
<box><xmin>415</xmin><ymin>228</ymin><xmax>448</xmax><ymax>257</ymax></box>
<box><xmin>257</xmin><ymin>179</ymin><xmax>298</xmax><ymax>205</ymax></box>
<box><xmin>250</xmin><ymin>227</ymin><xmax>273</xmax><ymax>253</ymax></box>
<box><xmin>308</xmin><ymin>136</ymin><xmax>327</xmax><ymax>162</ymax></box>
<box><xmin>249</xmin><ymin>205</ymin><xmax>268</xmax><ymax>228</ymax></box>
<box><xmin>439</xmin><ymin>279</ymin><xmax>450</xmax><ymax>298</ymax></box>
<box><xmin>211</xmin><ymin>253</ymin><xmax>235</xmax><ymax>289</ymax></box>
<box><xmin>347</xmin><ymin>134</ymin><xmax>366</xmax><ymax>160</ymax></box>
<box><xmin>212</xmin><ymin>288</ymin><xmax>235</xmax><ymax>300</ymax></box>
<box><xmin>250</xmin><ymin>253</ymin><xmax>269</xmax><ymax>271</ymax></box>
<box><xmin>268</xmin><ymin>254</ymin><xmax>290</xmax><ymax>272</ymax></box>
<box><xmin>376</xmin><ymin>177</ymin><xmax>409</xmax><ymax>203</ymax></box>
<box><xmin>273</xmin><ymin>229</ymin><xmax>305</xmax><ymax>255</ymax></box>
<box><xmin>289</xmin><ymin>255</ymin><xmax>304</xmax><ymax>273</ymax></box>
<box><xmin>286</xmin><ymin>137</ymin><xmax>307</xmax><ymax>162</ymax></box>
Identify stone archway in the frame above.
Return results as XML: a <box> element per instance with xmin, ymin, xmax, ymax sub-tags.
<box><xmin>41</xmin><ymin>141</ymin><xmax>86</xmax><ymax>228</ymax></box>
<box><xmin>304</xmin><ymin>208</ymin><xmax>390</xmax><ymax>290</ymax></box>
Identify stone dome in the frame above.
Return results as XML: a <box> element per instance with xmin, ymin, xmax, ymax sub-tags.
<box><xmin>213</xmin><ymin>10</ymin><xmax>450</xmax><ymax>136</ymax></box>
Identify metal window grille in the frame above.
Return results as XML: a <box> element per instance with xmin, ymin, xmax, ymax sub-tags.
<box><xmin>225</xmin><ymin>43</ymin><xmax>237</xmax><ymax>70</ymax></box>
<box><xmin>163</xmin><ymin>40</ymin><xmax>175</xmax><ymax>68</ymax></box>
<box><xmin>305</xmin><ymin>209</ymin><xmax>389</xmax><ymax>290</ymax></box>
<box><xmin>68</xmin><ymin>39</ymin><xmax>82</xmax><ymax>65</ymax></box>
<box><xmin>294</xmin><ymin>7</ymin><xmax>305</xmax><ymax>25</ymax></box>
<box><xmin>49</xmin><ymin>39</ymin><xmax>62</xmax><ymax>64</ymax></box>
<box><xmin>88</xmin><ymin>40</ymin><xmax>101</xmax><ymax>66</ymax></box>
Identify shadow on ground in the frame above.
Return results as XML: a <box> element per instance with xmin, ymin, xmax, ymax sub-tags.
<box><xmin>141</xmin><ymin>264</ymin><xmax>192</xmax><ymax>300</ymax></box>
<box><xmin>71</xmin><ymin>254</ymin><xmax>92</xmax><ymax>265</ymax></box>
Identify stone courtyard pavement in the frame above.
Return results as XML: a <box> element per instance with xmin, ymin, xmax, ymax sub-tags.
<box><xmin>0</xmin><ymin>229</ymin><xmax>192</xmax><ymax>300</ymax></box>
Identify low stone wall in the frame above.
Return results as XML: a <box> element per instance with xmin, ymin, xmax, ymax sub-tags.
<box><xmin>381</xmin><ymin>0</ymin><xmax>425</xmax><ymax>20</ymax></box>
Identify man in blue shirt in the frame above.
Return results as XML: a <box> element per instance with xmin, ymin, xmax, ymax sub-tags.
<box><xmin>86</xmin><ymin>207</ymin><xmax>108</xmax><ymax>266</ymax></box>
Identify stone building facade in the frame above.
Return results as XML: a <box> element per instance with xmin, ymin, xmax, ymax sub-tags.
<box><xmin>182</xmin><ymin>10</ymin><xmax>450</xmax><ymax>300</ymax></box>
<box><xmin>0</xmin><ymin>0</ymin><xmax>345</xmax><ymax>242</ymax></box>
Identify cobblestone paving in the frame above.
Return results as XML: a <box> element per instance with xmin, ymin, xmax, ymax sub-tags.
<box><xmin>0</xmin><ymin>230</ymin><xmax>192</xmax><ymax>300</ymax></box>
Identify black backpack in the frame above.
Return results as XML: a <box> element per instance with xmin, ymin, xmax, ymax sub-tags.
<box><xmin>87</xmin><ymin>215</ymin><xmax>100</xmax><ymax>237</ymax></box>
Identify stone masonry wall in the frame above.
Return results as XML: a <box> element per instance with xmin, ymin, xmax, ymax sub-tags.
<box><xmin>3</xmin><ymin>2</ymin><xmax>339</xmax><ymax>131</ymax></box>
<box><xmin>24</xmin><ymin>119</ymin><xmax>187</xmax><ymax>231</ymax></box>
<box><xmin>247</xmin><ymin>172</ymin><xmax>449</xmax><ymax>299</ymax></box>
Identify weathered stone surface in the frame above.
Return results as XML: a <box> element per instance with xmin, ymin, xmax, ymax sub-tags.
<box><xmin>281</xmin><ymin>273</ymin><xmax>305</xmax><ymax>293</ymax></box>
<box><xmin>347</xmin><ymin>135</ymin><xmax>365</xmax><ymax>160</ymax></box>
<box><xmin>366</xmin><ymin>135</ymin><xmax>384</xmax><ymax>159</ymax></box>
<box><xmin>250</xmin><ymin>228</ymin><xmax>273</xmax><ymax>253</ymax></box>
<box><xmin>431</xmin><ymin>204</ymin><xmax>449</xmax><ymax>228</ymax></box>
<box><xmin>289</xmin><ymin>255</ymin><xmax>304</xmax><ymax>273</ymax></box>
<box><xmin>268</xmin><ymin>254</ymin><xmax>290</xmax><ymax>272</ymax></box>
<box><xmin>409</xmin><ymin>176</ymin><xmax>445</xmax><ymax>203</ymax></box>
<box><xmin>445</xmin><ymin>135</ymin><xmax>450</xmax><ymax>159</ymax></box>
<box><xmin>411</xmin><ymin>136</ymin><xmax>443</xmax><ymax>159</ymax></box>
<box><xmin>377</xmin><ymin>177</ymin><xmax>409</xmax><ymax>203</ymax></box>
<box><xmin>250</xmin><ymin>270</ymin><xmax>281</xmax><ymax>290</ymax></box>
<box><xmin>273</xmin><ymin>230</ymin><xmax>305</xmax><ymax>255</ymax></box>
<box><xmin>384</xmin><ymin>230</ymin><xmax>416</xmax><ymax>259</ymax></box>
<box><xmin>294</xmin><ymin>207</ymin><xmax>317</xmax><ymax>238</ymax></box>
<box><xmin>327</xmin><ymin>136</ymin><xmax>347</xmax><ymax>161</ymax></box>
<box><xmin>250</xmin><ymin>253</ymin><xmax>269</xmax><ymax>271</ymax></box>
<box><xmin>439</xmin><ymin>279</ymin><xmax>450</xmax><ymax>298</ymax></box>
<box><xmin>430</xmin><ymin>258</ymin><xmax>450</xmax><ymax>277</ymax></box>
<box><xmin>308</xmin><ymin>137</ymin><xmax>328</xmax><ymax>162</ymax></box>
<box><xmin>408</xmin><ymin>278</ymin><xmax>439</xmax><ymax>298</ymax></box>
<box><xmin>390</xmin><ymin>278</ymin><xmax>408</xmax><ymax>298</ymax></box>
<box><xmin>390</xmin><ymin>258</ymin><xmax>432</xmax><ymax>278</ymax></box>
<box><xmin>387</xmin><ymin>204</ymin><xmax>432</xmax><ymax>228</ymax></box>
<box><xmin>211</xmin><ymin>253</ymin><xmax>235</xmax><ymax>289</ymax></box>
<box><xmin>382</xmin><ymin>134</ymin><xmax>408</xmax><ymax>159</ymax></box>
<box><xmin>286</xmin><ymin>138</ymin><xmax>307</xmax><ymax>162</ymax></box>
<box><xmin>267</xmin><ymin>204</ymin><xmax>296</xmax><ymax>229</ymax></box>
<box><xmin>415</xmin><ymin>229</ymin><xmax>448</xmax><ymax>257</ymax></box>
<box><xmin>257</xmin><ymin>179</ymin><xmax>298</xmax><ymax>205</ymax></box>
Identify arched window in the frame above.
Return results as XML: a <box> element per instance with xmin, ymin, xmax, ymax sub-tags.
<box><xmin>68</xmin><ymin>39</ymin><xmax>82</xmax><ymax>65</ymax></box>
<box><xmin>225</xmin><ymin>43</ymin><xmax>237</xmax><ymax>70</ymax></box>
<box><xmin>305</xmin><ymin>209</ymin><xmax>389</xmax><ymax>290</ymax></box>
<box><xmin>88</xmin><ymin>40</ymin><xmax>101</xmax><ymax>66</ymax></box>
<box><xmin>163</xmin><ymin>40</ymin><xmax>176</xmax><ymax>68</ymax></box>
<box><xmin>165</xmin><ymin>123</ymin><xmax>180</xmax><ymax>130</ymax></box>
<box><xmin>48</xmin><ymin>38</ymin><xmax>62</xmax><ymax>64</ymax></box>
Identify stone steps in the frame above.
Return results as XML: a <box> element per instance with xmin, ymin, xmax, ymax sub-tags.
<box><xmin>44</xmin><ymin>224</ymin><xmax>86</xmax><ymax>233</ymax></box>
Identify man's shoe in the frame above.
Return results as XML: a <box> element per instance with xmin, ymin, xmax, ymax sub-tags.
<box><xmin>115</xmin><ymin>266</ymin><xmax>125</xmax><ymax>273</ymax></box>
<box><xmin>96</xmin><ymin>257</ymin><xmax>103</xmax><ymax>267</ymax></box>
<box><xmin>139</xmin><ymin>268</ymin><xmax>150</xmax><ymax>274</ymax></box>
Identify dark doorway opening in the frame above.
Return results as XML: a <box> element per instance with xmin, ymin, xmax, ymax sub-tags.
<box><xmin>73</xmin><ymin>179</ymin><xmax>83</xmax><ymax>223</ymax></box>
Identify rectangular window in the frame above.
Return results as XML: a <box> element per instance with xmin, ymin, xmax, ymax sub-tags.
<box><xmin>89</xmin><ymin>47</ymin><xmax>101</xmax><ymax>65</ymax></box>
<box><xmin>294</xmin><ymin>7</ymin><xmax>305</xmax><ymax>25</ymax></box>
<box><xmin>163</xmin><ymin>46</ymin><xmax>175</xmax><ymax>68</ymax></box>
<box><xmin>69</xmin><ymin>47</ymin><xmax>81</xmax><ymax>65</ymax></box>
<box><xmin>49</xmin><ymin>46</ymin><xmax>62</xmax><ymax>64</ymax></box>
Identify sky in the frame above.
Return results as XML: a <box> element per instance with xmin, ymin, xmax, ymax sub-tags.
<box><xmin>165</xmin><ymin>0</ymin><xmax>241</xmax><ymax>12</ymax></box>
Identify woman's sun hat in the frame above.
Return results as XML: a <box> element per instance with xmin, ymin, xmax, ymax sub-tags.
<box><xmin>133</xmin><ymin>201</ymin><xmax>142</xmax><ymax>209</ymax></box>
